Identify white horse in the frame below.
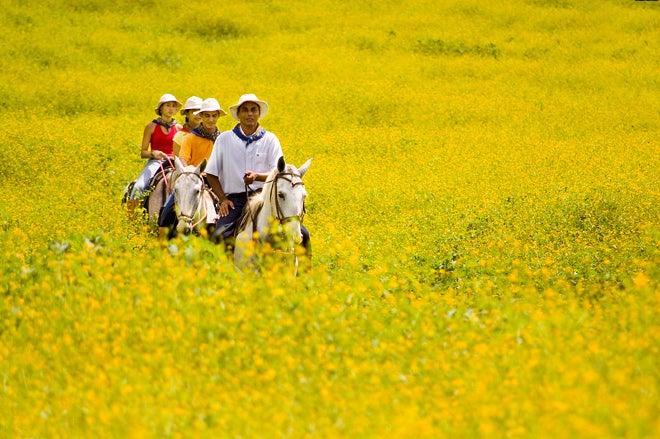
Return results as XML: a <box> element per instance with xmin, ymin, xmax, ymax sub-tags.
<box><xmin>170</xmin><ymin>157</ymin><xmax>218</xmax><ymax>236</ymax></box>
<box><xmin>234</xmin><ymin>156</ymin><xmax>311</xmax><ymax>273</ymax></box>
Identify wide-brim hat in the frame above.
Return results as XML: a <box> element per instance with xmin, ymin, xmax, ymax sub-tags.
<box><xmin>229</xmin><ymin>93</ymin><xmax>269</xmax><ymax>121</ymax></box>
<box><xmin>181</xmin><ymin>96</ymin><xmax>203</xmax><ymax>113</ymax></box>
<box><xmin>154</xmin><ymin>93</ymin><xmax>182</xmax><ymax>114</ymax></box>
<box><xmin>193</xmin><ymin>98</ymin><xmax>227</xmax><ymax>117</ymax></box>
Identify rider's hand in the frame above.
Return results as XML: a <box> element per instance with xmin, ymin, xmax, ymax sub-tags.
<box><xmin>152</xmin><ymin>150</ymin><xmax>169</xmax><ymax>160</ymax></box>
<box><xmin>243</xmin><ymin>172</ymin><xmax>259</xmax><ymax>185</ymax></box>
<box><xmin>218</xmin><ymin>198</ymin><xmax>234</xmax><ymax>217</ymax></box>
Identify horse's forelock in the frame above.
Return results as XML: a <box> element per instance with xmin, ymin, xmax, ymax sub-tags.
<box><xmin>173</xmin><ymin>166</ymin><xmax>202</xmax><ymax>187</ymax></box>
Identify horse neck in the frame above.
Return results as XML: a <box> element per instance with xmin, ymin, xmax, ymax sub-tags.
<box><xmin>254</xmin><ymin>195</ymin><xmax>273</xmax><ymax>235</ymax></box>
<box><xmin>250</xmin><ymin>178</ymin><xmax>283</xmax><ymax>235</ymax></box>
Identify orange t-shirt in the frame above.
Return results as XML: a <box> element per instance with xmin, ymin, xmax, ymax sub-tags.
<box><xmin>179</xmin><ymin>133</ymin><xmax>214</xmax><ymax>166</ymax></box>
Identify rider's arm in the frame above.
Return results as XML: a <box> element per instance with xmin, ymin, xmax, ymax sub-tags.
<box><xmin>207</xmin><ymin>173</ymin><xmax>234</xmax><ymax>216</ymax></box>
<box><xmin>204</xmin><ymin>134</ymin><xmax>234</xmax><ymax>215</ymax></box>
<box><xmin>140</xmin><ymin>123</ymin><xmax>156</xmax><ymax>159</ymax></box>
<box><xmin>206</xmin><ymin>174</ymin><xmax>227</xmax><ymax>202</ymax></box>
<box><xmin>244</xmin><ymin>172</ymin><xmax>269</xmax><ymax>183</ymax></box>
<box><xmin>178</xmin><ymin>135</ymin><xmax>192</xmax><ymax>166</ymax></box>
<box><xmin>245</xmin><ymin>135</ymin><xmax>282</xmax><ymax>183</ymax></box>
<box><xmin>172</xmin><ymin>131</ymin><xmax>184</xmax><ymax>157</ymax></box>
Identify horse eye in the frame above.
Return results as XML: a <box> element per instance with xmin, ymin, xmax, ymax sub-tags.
<box><xmin>278</xmin><ymin>192</ymin><xmax>285</xmax><ymax>199</ymax></box>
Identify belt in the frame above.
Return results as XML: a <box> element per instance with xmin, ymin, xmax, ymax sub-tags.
<box><xmin>227</xmin><ymin>188</ymin><xmax>262</xmax><ymax>198</ymax></box>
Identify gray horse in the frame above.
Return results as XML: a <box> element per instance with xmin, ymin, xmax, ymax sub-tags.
<box><xmin>169</xmin><ymin>157</ymin><xmax>217</xmax><ymax>237</ymax></box>
<box><xmin>234</xmin><ymin>157</ymin><xmax>311</xmax><ymax>273</ymax></box>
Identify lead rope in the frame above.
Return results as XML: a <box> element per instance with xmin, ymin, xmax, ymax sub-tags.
<box><xmin>158</xmin><ymin>155</ymin><xmax>175</xmax><ymax>193</ymax></box>
<box><xmin>245</xmin><ymin>179</ymin><xmax>262</xmax><ymax>236</ymax></box>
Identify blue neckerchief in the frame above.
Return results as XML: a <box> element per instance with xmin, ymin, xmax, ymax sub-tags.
<box><xmin>232</xmin><ymin>124</ymin><xmax>266</xmax><ymax>146</ymax></box>
<box><xmin>192</xmin><ymin>126</ymin><xmax>219</xmax><ymax>141</ymax></box>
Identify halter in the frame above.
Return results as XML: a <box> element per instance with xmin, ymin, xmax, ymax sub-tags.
<box><xmin>172</xmin><ymin>171</ymin><xmax>207</xmax><ymax>230</ymax></box>
<box><xmin>266</xmin><ymin>172</ymin><xmax>306</xmax><ymax>225</ymax></box>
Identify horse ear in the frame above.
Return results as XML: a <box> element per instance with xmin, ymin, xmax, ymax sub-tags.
<box><xmin>298</xmin><ymin>158</ymin><xmax>312</xmax><ymax>177</ymax></box>
<box><xmin>277</xmin><ymin>156</ymin><xmax>285</xmax><ymax>173</ymax></box>
<box><xmin>174</xmin><ymin>156</ymin><xmax>185</xmax><ymax>173</ymax></box>
<box><xmin>198</xmin><ymin>159</ymin><xmax>207</xmax><ymax>174</ymax></box>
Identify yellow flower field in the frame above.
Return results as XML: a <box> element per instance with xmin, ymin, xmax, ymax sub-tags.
<box><xmin>0</xmin><ymin>0</ymin><xmax>658</xmax><ymax>436</ymax></box>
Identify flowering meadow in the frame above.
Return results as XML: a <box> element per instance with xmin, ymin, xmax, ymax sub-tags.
<box><xmin>1</xmin><ymin>0</ymin><xmax>658</xmax><ymax>436</ymax></box>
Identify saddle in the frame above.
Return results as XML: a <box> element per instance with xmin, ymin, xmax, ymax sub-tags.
<box><xmin>144</xmin><ymin>162</ymin><xmax>175</xmax><ymax>209</ymax></box>
<box><xmin>120</xmin><ymin>160</ymin><xmax>175</xmax><ymax>208</ymax></box>
<box><xmin>149</xmin><ymin>165</ymin><xmax>173</xmax><ymax>193</ymax></box>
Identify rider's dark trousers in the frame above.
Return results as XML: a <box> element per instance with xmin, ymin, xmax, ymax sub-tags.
<box><xmin>213</xmin><ymin>192</ymin><xmax>310</xmax><ymax>252</ymax></box>
<box><xmin>158</xmin><ymin>193</ymin><xmax>176</xmax><ymax>227</ymax></box>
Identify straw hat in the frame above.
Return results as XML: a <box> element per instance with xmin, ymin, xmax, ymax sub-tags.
<box><xmin>229</xmin><ymin>93</ymin><xmax>269</xmax><ymax>121</ymax></box>
<box><xmin>193</xmin><ymin>98</ymin><xmax>227</xmax><ymax>116</ymax></box>
<box><xmin>181</xmin><ymin>96</ymin><xmax>203</xmax><ymax>113</ymax></box>
<box><xmin>154</xmin><ymin>93</ymin><xmax>182</xmax><ymax>114</ymax></box>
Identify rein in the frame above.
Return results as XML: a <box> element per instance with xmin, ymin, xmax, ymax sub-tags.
<box><xmin>157</xmin><ymin>155</ymin><xmax>175</xmax><ymax>193</ymax></box>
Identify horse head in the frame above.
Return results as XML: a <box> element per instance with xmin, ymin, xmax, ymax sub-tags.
<box><xmin>173</xmin><ymin>157</ymin><xmax>207</xmax><ymax>235</ymax></box>
<box><xmin>267</xmin><ymin>156</ymin><xmax>312</xmax><ymax>247</ymax></box>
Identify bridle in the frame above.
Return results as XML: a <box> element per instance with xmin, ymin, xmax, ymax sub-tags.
<box><xmin>266</xmin><ymin>172</ymin><xmax>306</xmax><ymax>225</ymax></box>
<box><xmin>158</xmin><ymin>156</ymin><xmax>175</xmax><ymax>193</ymax></box>
<box><xmin>172</xmin><ymin>171</ymin><xmax>206</xmax><ymax>230</ymax></box>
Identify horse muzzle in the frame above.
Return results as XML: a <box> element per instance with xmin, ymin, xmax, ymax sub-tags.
<box><xmin>177</xmin><ymin>214</ymin><xmax>195</xmax><ymax>234</ymax></box>
<box><xmin>282</xmin><ymin>219</ymin><xmax>303</xmax><ymax>245</ymax></box>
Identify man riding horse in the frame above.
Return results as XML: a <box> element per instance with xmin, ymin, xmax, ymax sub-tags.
<box><xmin>205</xmin><ymin>93</ymin><xmax>311</xmax><ymax>255</ymax></box>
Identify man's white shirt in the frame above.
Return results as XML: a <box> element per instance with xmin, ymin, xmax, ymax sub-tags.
<box><xmin>205</xmin><ymin>127</ymin><xmax>283</xmax><ymax>194</ymax></box>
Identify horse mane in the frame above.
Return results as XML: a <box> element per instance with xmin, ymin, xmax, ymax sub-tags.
<box><xmin>170</xmin><ymin>164</ymin><xmax>198</xmax><ymax>187</ymax></box>
<box><xmin>236</xmin><ymin>165</ymin><xmax>299</xmax><ymax>233</ymax></box>
<box><xmin>236</xmin><ymin>168</ymin><xmax>271</xmax><ymax>232</ymax></box>
<box><xmin>237</xmin><ymin>193</ymin><xmax>264</xmax><ymax>232</ymax></box>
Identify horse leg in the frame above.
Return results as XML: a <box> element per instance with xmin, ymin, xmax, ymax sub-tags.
<box><xmin>297</xmin><ymin>226</ymin><xmax>312</xmax><ymax>274</ymax></box>
<box><xmin>234</xmin><ymin>230</ymin><xmax>253</xmax><ymax>270</ymax></box>
<box><xmin>148</xmin><ymin>180</ymin><xmax>165</xmax><ymax>222</ymax></box>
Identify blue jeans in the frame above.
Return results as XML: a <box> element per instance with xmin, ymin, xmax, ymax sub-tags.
<box><xmin>130</xmin><ymin>159</ymin><xmax>162</xmax><ymax>199</ymax></box>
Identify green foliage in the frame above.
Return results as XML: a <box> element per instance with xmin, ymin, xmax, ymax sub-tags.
<box><xmin>415</xmin><ymin>39</ymin><xmax>501</xmax><ymax>58</ymax></box>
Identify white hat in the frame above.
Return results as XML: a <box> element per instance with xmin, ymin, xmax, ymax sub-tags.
<box><xmin>193</xmin><ymin>98</ymin><xmax>227</xmax><ymax>116</ymax></box>
<box><xmin>154</xmin><ymin>93</ymin><xmax>182</xmax><ymax>114</ymax></box>
<box><xmin>229</xmin><ymin>93</ymin><xmax>269</xmax><ymax>121</ymax></box>
<box><xmin>181</xmin><ymin>96</ymin><xmax>203</xmax><ymax>113</ymax></box>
